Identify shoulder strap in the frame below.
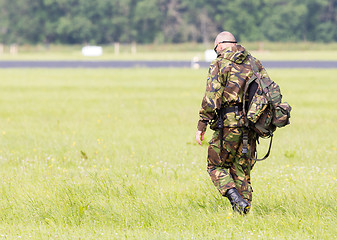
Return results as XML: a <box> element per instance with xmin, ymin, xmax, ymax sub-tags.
<box><xmin>248</xmin><ymin>55</ymin><xmax>260</xmax><ymax>76</ymax></box>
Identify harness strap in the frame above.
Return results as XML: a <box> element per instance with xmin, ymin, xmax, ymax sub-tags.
<box><xmin>218</xmin><ymin>108</ymin><xmax>225</xmax><ymax>152</ymax></box>
<box><xmin>242</xmin><ymin>130</ymin><xmax>249</xmax><ymax>154</ymax></box>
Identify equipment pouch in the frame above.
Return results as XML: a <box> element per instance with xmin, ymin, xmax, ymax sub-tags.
<box><xmin>253</xmin><ymin>106</ymin><xmax>275</xmax><ymax>137</ymax></box>
<box><xmin>272</xmin><ymin>102</ymin><xmax>292</xmax><ymax>127</ymax></box>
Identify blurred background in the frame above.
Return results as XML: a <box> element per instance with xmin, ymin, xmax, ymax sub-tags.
<box><xmin>0</xmin><ymin>0</ymin><xmax>336</xmax><ymax>61</ymax></box>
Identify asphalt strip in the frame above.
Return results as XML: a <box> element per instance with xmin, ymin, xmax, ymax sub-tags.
<box><xmin>0</xmin><ymin>60</ymin><xmax>336</xmax><ymax>68</ymax></box>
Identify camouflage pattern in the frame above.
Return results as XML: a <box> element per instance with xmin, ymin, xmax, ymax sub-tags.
<box><xmin>197</xmin><ymin>45</ymin><xmax>269</xmax><ymax>202</ymax></box>
<box><xmin>247</xmin><ymin>94</ymin><xmax>268</xmax><ymax>123</ymax></box>
<box><xmin>197</xmin><ymin>45</ymin><xmax>270</xmax><ymax>132</ymax></box>
<box><xmin>207</xmin><ymin>128</ymin><xmax>256</xmax><ymax>202</ymax></box>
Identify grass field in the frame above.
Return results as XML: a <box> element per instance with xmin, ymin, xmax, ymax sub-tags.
<box><xmin>0</xmin><ymin>67</ymin><xmax>336</xmax><ymax>239</ymax></box>
<box><xmin>1</xmin><ymin>42</ymin><xmax>337</xmax><ymax>61</ymax></box>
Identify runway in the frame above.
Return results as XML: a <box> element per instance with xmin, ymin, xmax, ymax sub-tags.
<box><xmin>0</xmin><ymin>60</ymin><xmax>336</xmax><ymax>68</ymax></box>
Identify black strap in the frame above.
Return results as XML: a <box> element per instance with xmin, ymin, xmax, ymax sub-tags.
<box><xmin>252</xmin><ymin>133</ymin><xmax>273</xmax><ymax>161</ymax></box>
<box><xmin>223</xmin><ymin>104</ymin><xmax>243</xmax><ymax>114</ymax></box>
<box><xmin>242</xmin><ymin>130</ymin><xmax>249</xmax><ymax>154</ymax></box>
<box><xmin>218</xmin><ymin>108</ymin><xmax>225</xmax><ymax>152</ymax></box>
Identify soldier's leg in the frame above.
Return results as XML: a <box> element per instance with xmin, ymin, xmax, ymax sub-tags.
<box><xmin>230</xmin><ymin>138</ymin><xmax>256</xmax><ymax>203</ymax></box>
<box><xmin>207</xmin><ymin>128</ymin><xmax>251</xmax><ymax>214</ymax></box>
<box><xmin>206</xmin><ymin>128</ymin><xmax>240</xmax><ymax>196</ymax></box>
<box><xmin>207</xmin><ymin>166</ymin><xmax>236</xmax><ymax>196</ymax></box>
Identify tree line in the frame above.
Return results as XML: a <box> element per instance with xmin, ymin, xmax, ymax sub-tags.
<box><xmin>0</xmin><ymin>0</ymin><xmax>336</xmax><ymax>45</ymax></box>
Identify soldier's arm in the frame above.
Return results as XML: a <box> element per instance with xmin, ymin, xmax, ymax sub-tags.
<box><xmin>197</xmin><ymin>61</ymin><xmax>225</xmax><ymax>132</ymax></box>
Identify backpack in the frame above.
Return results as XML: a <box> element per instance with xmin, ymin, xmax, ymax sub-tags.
<box><xmin>242</xmin><ymin>56</ymin><xmax>292</xmax><ymax>161</ymax></box>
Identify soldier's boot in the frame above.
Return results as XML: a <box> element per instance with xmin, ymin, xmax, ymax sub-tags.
<box><xmin>225</xmin><ymin>188</ymin><xmax>251</xmax><ymax>214</ymax></box>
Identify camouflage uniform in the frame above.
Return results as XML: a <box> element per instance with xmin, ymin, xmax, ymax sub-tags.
<box><xmin>197</xmin><ymin>45</ymin><xmax>270</xmax><ymax>203</ymax></box>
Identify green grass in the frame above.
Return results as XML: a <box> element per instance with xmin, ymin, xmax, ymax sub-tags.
<box><xmin>1</xmin><ymin>42</ymin><xmax>337</xmax><ymax>61</ymax></box>
<box><xmin>0</xmin><ymin>68</ymin><xmax>336</xmax><ymax>239</ymax></box>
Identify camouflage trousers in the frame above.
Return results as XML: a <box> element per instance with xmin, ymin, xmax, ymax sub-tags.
<box><xmin>207</xmin><ymin>127</ymin><xmax>256</xmax><ymax>203</ymax></box>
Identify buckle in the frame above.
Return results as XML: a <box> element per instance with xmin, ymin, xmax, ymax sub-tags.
<box><xmin>234</xmin><ymin>105</ymin><xmax>242</xmax><ymax>121</ymax></box>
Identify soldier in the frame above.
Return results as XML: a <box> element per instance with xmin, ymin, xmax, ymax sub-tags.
<box><xmin>195</xmin><ymin>31</ymin><xmax>271</xmax><ymax>214</ymax></box>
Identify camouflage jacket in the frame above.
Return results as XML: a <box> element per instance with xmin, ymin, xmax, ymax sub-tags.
<box><xmin>197</xmin><ymin>45</ymin><xmax>270</xmax><ymax>132</ymax></box>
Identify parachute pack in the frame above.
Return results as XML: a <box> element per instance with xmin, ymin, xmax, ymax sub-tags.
<box><xmin>242</xmin><ymin>56</ymin><xmax>292</xmax><ymax>161</ymax></box>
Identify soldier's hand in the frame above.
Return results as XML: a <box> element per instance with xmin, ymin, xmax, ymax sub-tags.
<box><xmin>196</xmin><ymin>130</ymin><xmax>205</xmax><ymax>146</ymax></box>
